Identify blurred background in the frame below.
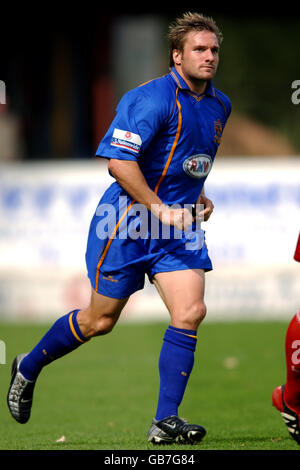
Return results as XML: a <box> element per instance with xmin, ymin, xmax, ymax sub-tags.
<box><xmin>0</xmin><ymin>4</ymin><xmax>299</xmax><ymax>322</ymax></box>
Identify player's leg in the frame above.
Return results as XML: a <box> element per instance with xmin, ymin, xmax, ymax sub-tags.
<box><xmin>284</xmin><ymin>310</ymin><xmax>300</xmax><ymax>409</ymax></box>
<box><xmin>153</xmin><ymin>268</ymin><xmax>206</xmax><ymax>418</ymax></box>
<box><xmin>19</xmin><ymin>289</ymin><xmax>128</xmax><ymax>379</ymax></box>
<box><xmin>77</xmin><ymin>290</ymin><xmax>128</xmax><ymax>338</ymax></box>
<box><xmin>272</xmin><ymin>309</ymin><xmax>300</xmax><ymax>444</ymax></box>
<box><xmin>7</xmin><ymin>289</ymin><xmax>128</xmax><ymax>423</ymax></box>
<box><xmin>148</xmin><ymin>269</ymin><xmax>207</xmax><ymax>444</ymax></box>
<box><xmin>153</xmin><ymin>268</ymin><xmax>206</xmax><ymax>330</ymax></box>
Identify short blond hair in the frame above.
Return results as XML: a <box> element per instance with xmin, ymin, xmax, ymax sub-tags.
<box><xmin>168</xmin><ymin>12</ymin><xmax>223</xmax><ymax>67</ymax></box>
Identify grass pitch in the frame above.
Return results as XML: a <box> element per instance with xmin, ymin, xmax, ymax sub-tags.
<box><xmin>0</xmin><ymin>320</ymin><xmax>299</xmax><ymax>451</ymax></box>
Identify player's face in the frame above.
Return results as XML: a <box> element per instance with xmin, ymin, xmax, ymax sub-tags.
<box><xmin>173</xmin><ymin>30</ymin><xmax>219</xmax><ymax>90</ymax></box>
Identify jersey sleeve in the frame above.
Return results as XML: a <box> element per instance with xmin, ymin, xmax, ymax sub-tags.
<box><xmin>225</xmin><ymin>97</ymin><xmax>232</xmax><ymax>122</ymax></box>
<box><xmin>96</xmin><ymin>88</ymin><xmax>166</xmax><ymax>162</ymax></box>
<box><xmin>221</xmin><ymin>92</ymin><xmax>232</xmax><ymax>123</ymax></box>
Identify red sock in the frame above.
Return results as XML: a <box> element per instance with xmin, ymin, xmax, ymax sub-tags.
<box><xmin>284</xmin><ymin>310</ymin><xmax>300</xmax><ymax>410</ymax></box>
<box><xmin>294</xmin><ymin>232</ymin><xmax>300</xmax><ymax>262</ymax></box>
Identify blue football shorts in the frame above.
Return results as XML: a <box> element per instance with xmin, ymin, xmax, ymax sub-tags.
<box><xmin>85</xmin><ymin>195</ymin><xmax>213</xmax><ymax>299</ymax></box>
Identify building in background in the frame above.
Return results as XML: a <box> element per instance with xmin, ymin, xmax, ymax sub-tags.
<box><xmin>1</xmin><ymin>10</ymin><xmax>300</xmax><ymax>160</ymax></box>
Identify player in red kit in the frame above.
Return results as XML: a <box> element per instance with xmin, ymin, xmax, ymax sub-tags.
<box><xmin>272</xmin><ymin>232</ymin><xmax>300</xmax><ymax>444</ymax></box>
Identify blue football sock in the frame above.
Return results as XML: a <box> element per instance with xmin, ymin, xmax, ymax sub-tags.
<box><xmin>155</xmin><ymin>325</ymin><xmax>197</xmax><ymax>421</ymax></box>
<box><xmin>19</xmin><ymin>310</ymin><xmax>87</xmax><ymax>381</ymax></box>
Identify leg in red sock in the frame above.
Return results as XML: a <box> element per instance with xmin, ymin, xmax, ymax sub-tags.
<box><xmin>272</xmin><ymin>310</ymin><xmax>300</xmax><ymax>444</ymax></box>
<box><xmin>284</xmin><ymin>310</ymin><xmax>300</xmax><ymax>410</ymax></box>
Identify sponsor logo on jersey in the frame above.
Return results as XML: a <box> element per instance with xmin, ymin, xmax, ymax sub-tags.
<box><xmin>183</xmin><ymin>154</ymin><xmax>212</xmax><ymax>179</ymax></box>
<box><xmin>111</xmin><ymin>128</ymin><xmax>142</xmax><ymax>154</ymax></box>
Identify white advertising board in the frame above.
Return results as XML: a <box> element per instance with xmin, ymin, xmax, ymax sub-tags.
<box><xmin>0</xmin><ymin>158</ymin><xmax>299</xmax><ymax>322</ymax></box>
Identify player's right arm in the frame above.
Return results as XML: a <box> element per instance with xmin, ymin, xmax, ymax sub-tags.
<box><xmin>96</xmin><ymin>84</ymin><xmax>193</xmax><ymax>231</ymax></box>
<box><xmin>108</xmin><ymin>158</ymin><xmax>193</xmax><ymax>231</ymax></box>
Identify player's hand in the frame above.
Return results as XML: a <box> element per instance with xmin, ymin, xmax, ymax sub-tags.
<box><xmin>159</xmin><ymin>206</ymin><xmax>194</xmax><ymax>231</ymax></box>
<box><xmin>194</xmin><ymin>196</ymin><xmax>214</xmax><ymax>222</ymax></box>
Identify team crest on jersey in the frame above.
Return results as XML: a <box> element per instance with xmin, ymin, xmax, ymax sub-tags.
<box><xmin>183</xmin><ymin>154</ymin><xmax>212</xmax><ymax>179</ymax></box>
<box><xmin>214</xmin><ymin>119</ymin><xmax>223</xmax><ymax>145</ymax></box>
<box><xmin>111</xmin><ymin>128</ymin><xmax>142</xmax><ymax>154</ymax></box>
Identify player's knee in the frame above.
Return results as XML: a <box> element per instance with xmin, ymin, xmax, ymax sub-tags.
<box><xmin>172</xmin><ymin>301</ymin><xmax>207</xmax><ymax>330</ymax></box>
<box><xmin>198</xmin><ymin>302</ymin><xmax>207</xmax><ymax>321</ymax></box>
<box><xmin>78</xmin><ymin>309</ymin><xmax>118</xmax><ymax>338</ymax></box>
<box><xmin>86</xmin><ymin>319</ymin><xmax>115</xmax><ymax>338</ymax></box>
<box><xmin>189</xmin><ymin>301</ymin><xmax>207</xmax><ymax>327</ymax></box>
<box><xmin>92</xmin><ymin>316</ymin><xmax>116</xmax><ymax>336</ymax></box>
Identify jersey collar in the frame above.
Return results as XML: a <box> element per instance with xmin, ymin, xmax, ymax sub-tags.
<box><xmin>170</xmin><ymin>66</ymin><xmax>216</xmax><ymax>97</ymax></box>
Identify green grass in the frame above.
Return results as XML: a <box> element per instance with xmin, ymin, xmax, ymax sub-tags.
<box><xmin>0</xmin><ymin>320</ymin><xmax>299</xmax><ymax>451</ymax></box>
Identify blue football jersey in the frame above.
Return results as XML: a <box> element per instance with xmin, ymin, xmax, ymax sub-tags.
<box><xmin>86</xmin><ymin>68</ymin><xmax>231</xmax><ymax>296</ymax></box>
<box><xmin>96</xmin><ymin>66</ymin><xmax>231</xmax><ymax>206</ymax></box>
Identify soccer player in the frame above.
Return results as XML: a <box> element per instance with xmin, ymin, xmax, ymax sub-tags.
<box><xmin>272</xmin><ymin>233</ymin><xmax>300</xmax><ymax>444</ymax></box>
<box><xmin>7</xmin><ymin>12</ymin><xmax>231</xmax><ymax>444</ymax></box>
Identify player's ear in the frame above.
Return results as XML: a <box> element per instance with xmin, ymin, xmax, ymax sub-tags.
<box><xmin>172</xmin><ymin>49</ymin><xmax>182</xmax><ymax>66</ymax></box>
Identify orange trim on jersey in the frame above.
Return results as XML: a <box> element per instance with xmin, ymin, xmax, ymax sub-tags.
<box><xmin>95</xmin><ymin>200</ymin><xmax>135</xmax><ymax>291</ymax></box>
<box><xmin>154</xmin><ymin>92</ymin><xmax>182</xmax><ymax>195</ymax></box>
<box><xmin>216</xmin><ymin>96</ymin><xmax>228</xmax><ymax>114</ymax></box>
<box><xmin>69</xmin><ymin>311</ymin><xmax>85</xmax><ymax>343</ymax></box>
<box><xmin>138</xmin><ymin>74</ymin><xmax>167</xmax><ymax>88</ymax></box>
<box><xmin>170</xmin><ymin>71</ymin><xmax>182</xmax><ymax>89</ymax></box>
<box><xmin>138</xmin><ymin>78</ymin><xmax>156</xmax><ymax>88</ymax></box>
<box><xmin>187</xmin><ymin>91</ymin><xmax>205</xmax><ymax>102</ymax></box>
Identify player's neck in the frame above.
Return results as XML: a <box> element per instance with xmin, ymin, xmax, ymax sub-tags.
<box><xmin>174</xmin><ymin>67</ymin><xmax>208</xmax><ymax>95</ymax></box>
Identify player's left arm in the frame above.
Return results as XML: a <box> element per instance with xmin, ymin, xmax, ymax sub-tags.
<box><xmin>194</xmin><ymin>186</ymin><xmax>214</xmax><ymax>222</ymax></box>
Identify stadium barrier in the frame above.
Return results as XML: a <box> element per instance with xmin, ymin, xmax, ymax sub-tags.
<box><xmin>0</xmin><ymin>157</ymin><xmax>299</xmax><ymax>322</ymax></box>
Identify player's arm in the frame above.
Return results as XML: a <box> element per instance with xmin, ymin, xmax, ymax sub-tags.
<box><xmin>108</xmin><ymin>159</ymin><xmax>193</xmax><ymax>230</ymax></box>
<box><xmin>194</xmin><ymin>186</ymin><xmax>214</xmax><ymax>222</ymax></box>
